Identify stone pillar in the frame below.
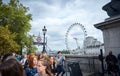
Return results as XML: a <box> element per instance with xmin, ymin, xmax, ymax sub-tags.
<box><xmin>94</xmin><ymin>16</ymin><xmax>120</xmax><ymax>56</ymax></box>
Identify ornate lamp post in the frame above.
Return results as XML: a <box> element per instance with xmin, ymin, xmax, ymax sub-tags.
<box><xmin>42</xmin><ymin>26</ymin><xmax>47</xmax><ymax>53</ymax></box>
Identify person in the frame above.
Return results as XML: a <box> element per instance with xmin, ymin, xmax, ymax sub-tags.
<box><xmin>15</xmin><ymin>54</ymin><xmax>22</xmax><ymax>61</ymax></box>
<box><xmin>56</xmin><ymin>51</ymin><xmax>65</xmax><ymax>76</ymax></box>
<box><xmin>0</xmin><ymin>58</ymin><xmax>25</xmax><ymax>76</ymax></box>
<box><xmin>1</xmin><ymin>52</ymin><xmax>14</xmax><ymax>62</ymax></box>
<box><xmin>105</xmin><ymin>51</ymin><xmax>119</xmax><ymax>74</ymax></box>
<box><xmin>0</xmin><ymin>55</ymin><xmax>2</xmax><ymax>63</ymax></box>
<box><xmin>35</xmin><ymin>59</ymin><xmax>53</xmax><ymax>76</ymax></box>
<box><xmin>49</xmin><ymin>55</ymin><xmax>57</xmax><ymax>76</ymax></box>
<box><xmin>20</xmin><ymin>54</ymin><xmax>28</xmax><ymax>69</ymax></box>
<box><xmin>38</xmin><ymin>53</ymin><xmax>50</xmax><ymax>62</ymax></box>
<box><xmin>25</xmin><ymin>53</ymin><xmax>37</xmax><ymax>76</ymax></box>
<box><xmin>117</xmin><ymin>53</ymin><xmax>120</xmax><ymax>75</ymax></box>
<box><xmin>118</xmin><ymin>53</ymin><xmax>120</xmax><ymax>66</ymax></box>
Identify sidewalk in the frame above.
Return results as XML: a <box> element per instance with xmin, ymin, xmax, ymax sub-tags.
<box><xmin>63</xmin><ymin>72</ymin><xmax>95</xmax><ymax>76</ymax></box>
<box><xmin>63</xmin><ymin>72</ymin><xmax>109</xmax><ymax>76</ymax></box>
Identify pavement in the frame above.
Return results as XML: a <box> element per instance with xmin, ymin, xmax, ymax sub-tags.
<box><xmin>62</xmin><ymin>72</ymin><xmax>95</xmax><ymax>76</ymax></box>
<box><xmin>62</xmin><ymin>72</ymin><xmax>110</xmax><ymax>76</ymax></box>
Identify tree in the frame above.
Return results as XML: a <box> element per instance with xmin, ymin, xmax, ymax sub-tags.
<box><xmin>0</xmin><ymin>0</ymin><xmax>37</xmax><ymax>54</ymax></box>
<box><xmin>61</xmin><ymin>49</ymin><xmax>70</xmax><ymax>54</ymax></box>
<box><xmin>25</xmin><ymin>35</ymin><xmax>38</xmax><ymax>54</ymax></box>
<box><xmin>0</xmin><ymin>26</ymin><xmax>19</xmax><ymax>54</ymax></box>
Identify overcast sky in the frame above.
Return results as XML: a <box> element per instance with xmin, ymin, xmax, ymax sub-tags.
<box><xmin>4</xmin><ymin>0</ymin><xmax>111</xmax><ymax>51</ymax></box>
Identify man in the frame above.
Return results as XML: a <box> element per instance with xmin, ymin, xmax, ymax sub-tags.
<box><xmin>56</xmin><ymin>51</ymin><xmax>65</xmax><ymax>76</ymax></box>
<box><xmin>105</xmin><ymin>51</ymin><xmax>118</xmax><ymax>74</ymax></box>
<box><xmin>20</xmin><ymin>54</ymin><xmax>28</xmax><ymax>69</ymax></box>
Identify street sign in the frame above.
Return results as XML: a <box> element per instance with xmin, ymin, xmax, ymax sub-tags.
<box><xmin>36</xmin><ymin>33</ymin><xmax>41</xmax><ymax>43</ymax></box>
<box><xmin>32</xmin><ymin>42</ymin><xmax>46</xmax><ymax>45</ymax></box>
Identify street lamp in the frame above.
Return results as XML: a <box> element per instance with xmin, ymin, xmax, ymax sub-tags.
<box><xmin>42</xmin><ymin>26</ymin><xmax>47</xmax><ymax>53</ymax></box>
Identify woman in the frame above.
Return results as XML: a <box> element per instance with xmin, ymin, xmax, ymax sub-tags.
<box><xmin>35</xmin><ymin>59</ymin><xmax>53</xmax><ymax>76</ymax></box>
<box><xmin>0</xmin><ymin>58</ymin><xmax>25</xmax><ymax>76</ymax></box>
<box><xmin>38</xmin><ymin>53</ymin><xmax>50</xmax><ymax>62</ymax></box>
<box><xmin>25</xmin><ymin>54</ymin><xmax>38</xmax><ymax>76</ymax></box>
<box><xmin>49</xmin><ymin>56</ymin><xmax>57</xmax><ymax>76</ymax></box>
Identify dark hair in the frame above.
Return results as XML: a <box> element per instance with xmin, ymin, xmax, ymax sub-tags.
<box><xmin>57</xmin><ymin>51</ymin><xmax>61</xmax><ymax>54</ymax></box>
<box><xmin>0</xmin><ymin>59</ymin><xmax>25</xmax><ymax>76</ymax></box>
<box><xmin>2</xmin><ymin>52</ymin><xmax>13</xmax><ymax>62</ymax></box>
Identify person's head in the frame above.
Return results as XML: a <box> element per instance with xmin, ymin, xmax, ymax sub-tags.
<box><xmin>36</xmin><ymin>59</ymin><xmax>52</xmax><ymax>76</ymax></box>
<box><xmin>28</xmin><ymin>54</ymin><xmax>37</xmax><ymax>68</ymax></box>
<box><xmin>38</xmin><ymin>53</ymin><xmax>48</xmax><ymax>60</ymax></box>
<box><xmin>57</xmin><ymin>51</ymin><xmax>62</xmax><ymax>57</ymax></box>
<box><xmin>23</xmin><ymin>54</ymin><xmax>27</xmax><ymax>58</ymax></box>
<box><xmin>0</xmin><ymin>59</ymin><xmax>24</xmax><ymax>76</ymax></box>
<box><xmin>2</xmin><ymin>52</ymin><xmax>14</xmax><ymax>62</ymax></box>
<box><xmin>12</xmin><ymin>52</ymin><xmax>16</xmax><ymax>56</ymax></box>
<box><xmin>49</xmin><ymin>56</ymin><xmax>57</xmax><ymax>64</ymax></box>
<box><xmin>109</xmin><ymin>51</ymin><xmax>112</xmax><ymax>55</ymax></box>
<box><xmin>38</xmin><ymin>53</ymin><xmax>50</xmax><ymax>63</ymax></box>
<box><xmin>38</xmin><ymin>53</ymin><xmax>44</xmax><ymax>60</ymax></box>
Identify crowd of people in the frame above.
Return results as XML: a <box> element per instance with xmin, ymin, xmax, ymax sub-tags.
<box><xmin>0</xmin><ymin>51</ymin><xmax>66</xmax><ymax>76</ymax></box>
<box><xmin>1</xmin><ymin>50</ymin><xmax>120</xmax><ymax>76</ymax></box>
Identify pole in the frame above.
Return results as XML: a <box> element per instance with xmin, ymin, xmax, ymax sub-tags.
<box><xmin>42</xmin><ymin>32</ymin><xmax>46</xmax><ymax>53</ymax></box>
<box><xmin>100</xmin><ymin>49</ymin><xmax>104</xmax><ymax>76</ymax></box>
<box><xmin>42</xmin><ymin>26</ymin><xmax>47</xmax><ymax>53</ymax></box>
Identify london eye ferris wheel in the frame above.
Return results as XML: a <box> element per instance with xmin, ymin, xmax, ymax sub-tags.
<box><xmin>65</xmin><ymin>23</ymin><xmax>87</xmax><ymax>52</ymax></box>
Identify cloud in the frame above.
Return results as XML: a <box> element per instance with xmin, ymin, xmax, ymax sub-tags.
<box><xmin>19</xmin><ymin>0</ymin><xmax>111</xmax><ymax>51</ymax></box>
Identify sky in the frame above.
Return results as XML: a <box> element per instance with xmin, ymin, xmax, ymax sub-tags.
<box><xmin>4</xmin><ymin>0</ymin><xmax>111</xmax><ymax>52</ymax></box>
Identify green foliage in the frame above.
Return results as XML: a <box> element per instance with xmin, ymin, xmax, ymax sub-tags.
<box><xmin>26</xmin><ymin>35</ymin><xmax>38</xmax><ymax>54</ymax></box>
<box><xmin>0</xmin><ymin>0</ymin><xmax>37</xmax><ymax>54</ymax></box>
<box><xmin>27</xmin><ymin>46</ymin><xmax>38</xmax><ymax>54</ymax></box>
<box><xmin>0</xmin><ymin>26</ymin><xmax>19</xmax><ymax>54</ymax></box>
<box><xmin>61</xmin><ymin>49</ymin><xmax>70</xmax><ymax>54</ymax></box>
<box><xmin>0</xmin><ymin>0</ymin><xmax>2</xmax><ymax>5</ymax></box>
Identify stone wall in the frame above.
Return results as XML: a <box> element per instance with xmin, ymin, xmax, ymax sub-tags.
<box><xmin>94</xmin><ymin>16</ymin><xmax>120</xmax><ymax>57</ymax></box>
<box><xmin>65</xmin><ymin>55</ymin><xmax>104</xmax><ymax>74</ymax></box>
